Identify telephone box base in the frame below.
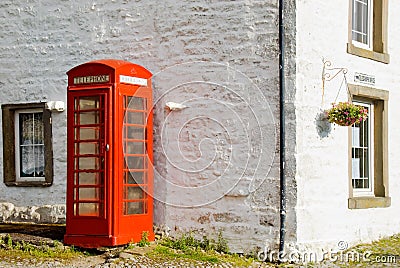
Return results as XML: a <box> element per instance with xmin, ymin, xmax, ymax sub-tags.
<box><xmin>64</xmin><ymin>235</ymin><xmax>118</xmax><ymax>248</ymax></box>
<box><xmin>64</xmin><ymin>232</ymin><xmax>155</xmax><ymax>248</ymax></box>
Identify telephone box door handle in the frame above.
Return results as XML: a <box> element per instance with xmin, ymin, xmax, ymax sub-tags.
<box><xmin>105</xmin><ymin>144</ymin><xmax>110</xmax><ymax>151</ymax></box>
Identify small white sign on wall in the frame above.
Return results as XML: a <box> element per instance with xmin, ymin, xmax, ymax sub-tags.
<box><xmin>354</xmin><ymin>72</ymin><xmax>375</xmax><ymax>86</ymax></box>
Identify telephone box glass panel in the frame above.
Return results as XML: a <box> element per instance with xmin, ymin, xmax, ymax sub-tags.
<box><xmin>73</xmin><ymin>95</ymin><xmax>105</xmax><ymax>217</ymax></box>
<box><xmin>123</xmin><ymin>96</ymin><xmax>148</xmax><ymax>215</ymax></box>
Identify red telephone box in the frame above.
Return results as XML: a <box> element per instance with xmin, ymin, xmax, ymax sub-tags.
<box><xmin>64</xmin><ymin>59</ymin><xmax>154</xmax><ymax>248</ymax></box>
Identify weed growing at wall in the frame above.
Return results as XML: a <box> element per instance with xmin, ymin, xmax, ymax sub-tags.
<box><xmin>138</xmin><ymin>231</ymin><xmax>151</xmax><ymax>247</ymax></box>
<box><xmin>0</xmin><ymin>234</ymin><xmax>84</xmax><ymax>260</ymax></box>
<box><xmin>146</xmin><ymin>232</ymin><xmax>255</xmax><ymax>266</ymax></box>
<box><xmin>161</xmin><ymin>232</ymin><xmax>229</xmax><ymax>253</ymax></box>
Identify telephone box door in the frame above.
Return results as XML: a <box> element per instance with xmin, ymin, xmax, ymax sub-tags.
<box><xmin>66</xmin><ymin>89</ymin><xmax>110</xmax><ymax>236</ymax></box>
<box><xmin>118</xmin><ymin>93</ymin><xmax>154</xmax><ymax>242</ymax></box>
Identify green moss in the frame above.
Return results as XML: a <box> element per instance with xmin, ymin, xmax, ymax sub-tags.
<box><xmin>146</xmin><ymin>245</ymin><xmax>256</xmax><ymax>266</ymax></box>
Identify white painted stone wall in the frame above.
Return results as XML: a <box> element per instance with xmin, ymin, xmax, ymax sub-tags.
<box><xmin>0</xmin><ymin>0</ymin><xmax>282</xmax><ymax>253</ymax></box>
<box><xmin>0</xmin><ymin>1</ymin><xmax>69</xmax><ymax>217</ymax></box>
<box><xmin>295</xmin><ymin>0</ymin><xmax>400</xmax><ymax>253</ymax></box>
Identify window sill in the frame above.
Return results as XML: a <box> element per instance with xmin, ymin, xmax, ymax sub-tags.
<box><xmin>5</xmin><ymin>181</ymin><xmax>52</xmax><ymax>187</ymax></box>
<box><xmin>348</xmin><ymin>196</ymin><xmax>391</xmax><ymax>209</ymax></box>
<box><xmin>347</xmin><ymin>43</ymin><xmax>390</xmax><ymax>64</ymax></box>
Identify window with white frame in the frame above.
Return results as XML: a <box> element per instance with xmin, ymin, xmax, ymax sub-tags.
<box><xmin>351</xmin><ymin>0</ymin><xmax>372</xmax><ymax>49</ymax></box>
<box><xmin>348</xmin><ymin>84</ymin><xmax>390</xmax><ymax>209</ymax></box>
<box><xmin>351</xmin><ymin>101</ymin><xmax>373</xmax><ymax>195</ymax></box>
<box><xmin>14</xmin><ymin>109</ymin><xmax>45</xmax><ymax>182</ymax></box>
<box><xmin>347</xmin><ymin>0</ymin><xmax>389</xmax><ymax>63</ymax></box>
<box><xmin>2</xmin><ymin>103</ymin><xmax>53</xmax><ymax>187</ymax></box>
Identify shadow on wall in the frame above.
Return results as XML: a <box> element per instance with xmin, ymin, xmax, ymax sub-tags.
<box><xmin>315</xmin><ymin>110</ymin><xmax>332</xmax><ymax>138</ymax></box>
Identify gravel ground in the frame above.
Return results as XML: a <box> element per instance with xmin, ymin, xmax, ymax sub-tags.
<box><xmin>0</xmin><ymin>252</ymin><xmax>275</xmax><ymax>268</ymax></box>
<box><xmin>0</xmin><ymin>224</ymin><xmax>276</xmax><ymax>268</ymax></box>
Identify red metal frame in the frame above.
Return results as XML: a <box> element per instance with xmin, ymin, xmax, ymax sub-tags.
<box><xmin>64</xmin><ymin>60</ymin><xmax>153</xmax><ymax>248</ymax></box>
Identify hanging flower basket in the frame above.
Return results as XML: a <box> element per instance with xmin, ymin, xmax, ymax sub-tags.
<box><xmin>325</xmin><ymin>102</ymin><xmax>368</xmax><ymax>126</ymax></box>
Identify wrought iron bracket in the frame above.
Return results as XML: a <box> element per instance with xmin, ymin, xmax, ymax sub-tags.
<box><xmin>321</xmin><ymin>59</ymin><xmax>349</xmax><ymax>106</ymax></box>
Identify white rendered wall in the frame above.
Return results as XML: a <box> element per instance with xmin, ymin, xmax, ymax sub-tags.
<box><xmin>295</xmin><ymin>0</ymin><xmax>400</xmax><ymax>252</ymax></box>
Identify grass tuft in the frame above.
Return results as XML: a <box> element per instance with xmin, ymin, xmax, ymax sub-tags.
<box><xmin>146</xmin><ymin>232</ymin><xmax>255</xmax><ymax>266</ymax></box>
<box><xmin>0</xmin><ymin>235</ymin><xmax>86</xmax><ymax>261</ymax></box>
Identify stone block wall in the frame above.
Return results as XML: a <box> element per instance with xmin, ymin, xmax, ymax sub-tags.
<box><xmin>0</xmin><ymin>0</ymin><xmax>284</xmax><ymax>253</ymax></box>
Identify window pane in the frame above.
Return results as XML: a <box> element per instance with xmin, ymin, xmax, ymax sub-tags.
<box><xmin>124</xmin><ymin>201</ymin><xmax>146</xmax><ymax>215</ymax></box>
<box><xmin>77</xmin><ymin>127</ymin><xmax>99</xmax><ymax>140</ymax></box>
<box><xmin>20</xmin><ymin>145</ymin><xmax>45</xmax><ymax>177</ymax></box>
<box><xmin>362</xmin><ymin>118</ymin><xmax>369</xmax><ymax>146</ymax></box>
<box><xmin>125</xmin><ymin>142</ymin><xmax>145</xmax><ymax>155</ymax></box>
<box><xmin>77</xmin><ymin>172</ymin><xmax>102</xmax><ymax>185</ymax></box>
<box><xmin>127</xmin><ymin>97</ymin><xmax>146</xmax><ymax>110</ymax></box>
<box><xmin>34</xmin><ymin>145</ymin><xmax>45</xmax><ymax>176</ymax></box>
<box><xmin>127</xmin><ymin>112</ymin><xmax>145</xmax><ymax>125</ymax></box>
<box><xmin>127</xmin><ymin>126</ymin><xmax>145</xmax><ymax>140</ymax></box>
<box><xmin>33</xmin><ymin>113</ymin><xmax>44</xmax><ymax>144</ymax></box>
<box><xmin>78</xmin><ymin>203</ymin><xmax>100</xmax><ymax>217</ymax></box>
<box><xmin>127</xmin><ymin>157</ymin><xmax>144</xmax><ymax>169</ymax></box>
<box><xmin>79</xmin><ymin>111</ymin><xmax>100</xmax><ymax>125</ymax></box>
<box><xmin>79</xmin><ymin>187</ymin><xmax>100</xmax><ymax>200</ymax></box>
<box><xmin>79</xmin><ymin>96</ymin><xmax>100</xmax><ymax>110</ymax></box>
<box><xmin>125</xmin><ymin>171</ymin><xmax>145</xmax><ymax>184</ymax></box>
<box><xmin>78</xmin><ymin>157</ymin><xmax>100</xmax><ymax>170</ymax></box>
<box><xmin>352</xmin><ymin>0</ymin><xmax>370</xmax><ymax>45</ymax></box>
<box><xmin>125</xmin><ymin>186</ymin><xmax>144</xmax><ymax>200</ymax></box>
<box><xmin>76</xmin><ymin>142</ymin><xmax>99</xmax><ymax>155</ymax></box>
<box><xmin>20</xmin><ymin>113</ymin><xmax>34</xmax><ymax>145</ymax></box>
<box><xmin>363</xmin><ymin>149</ymin><xmax>369</xmax><ymax>178</ymax></box>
